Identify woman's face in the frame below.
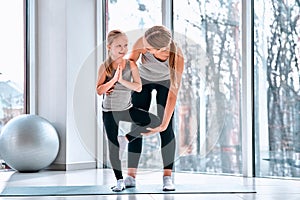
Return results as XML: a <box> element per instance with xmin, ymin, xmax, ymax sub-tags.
<box><xmin>108</xmin><ymin>35</ymin><xmax>128</xmax><ymax>60</ymax></box>
<box><xmin>143</xmin><ymin>36</ymin><xmax>159</xmax><ymax>54</ymax></box>
<box><xmin>143</xmin><ymin>36</ymin><xmax>170</xmax><ymax>55</ymax></box>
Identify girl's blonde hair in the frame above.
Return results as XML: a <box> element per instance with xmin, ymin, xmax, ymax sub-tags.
<box><xmin>104</xmin><ymin>30</ymin><xmax>127</xmax><ymax>77</ymax></box>
<box><xmin>144</xmin><ymin>25</ymin><xmax>178</xmax><ymax>87</ymax></box>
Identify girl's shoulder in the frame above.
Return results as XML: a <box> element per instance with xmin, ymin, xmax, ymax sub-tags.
<box><xmin>97</xmin><ymin>63</ymin><xmax>107</xmax><ymax>76</ymax></box>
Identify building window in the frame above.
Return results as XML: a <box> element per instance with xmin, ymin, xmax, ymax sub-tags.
<box><xmin>173</xmin><ymin>0</ymin><xmax>242</xmax><ymax>175</ymax></box>
<box><xmin>254</xmin><ymin>0</ymin><xmax>300</xmax><ymax>178</ymax></box>
<box><xmin>0</xmin><ymin>0</ymin><xmax>25</xmax><ymax>130</ymax></box>
<box><xmin>106</xmin><ymin>0</ymin><xmax>162</xmax><ymax>32</ymax></box>
<box><xmin>0</xmin><ymin>0</ymin><xmax>25</xmax><ymax>169</ymax></box>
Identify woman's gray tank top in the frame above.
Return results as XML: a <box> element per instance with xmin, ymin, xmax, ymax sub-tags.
<box><xmin>102</xmin><ymin>61</ymin><xmax>133</xmax><ymax>112</ymax></box>
<box><xmin>139</xmin><ymin>52</ymin><xmax>170</xmax><ymax>81</ymax></box>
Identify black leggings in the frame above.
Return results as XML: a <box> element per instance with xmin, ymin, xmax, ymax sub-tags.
<box><xmin>103</xmin><ymin>107</ymin><xmax>160</xmax><ymax>180</ymax></box>
<box><xmin>128</xmin><ymin>78</ymin><xmax>176</xmax><ymax>170</ymax></box>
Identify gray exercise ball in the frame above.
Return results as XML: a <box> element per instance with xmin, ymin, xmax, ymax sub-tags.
<box><xmin>0</xmin><ymin>114</ymin><xmax>59</xmax><ymax>172</ymax></box>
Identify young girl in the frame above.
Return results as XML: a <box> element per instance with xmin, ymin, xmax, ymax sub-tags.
<box><xmin>125</xmin><ymin>25</ymin><xmax>184</xmax><ymax>191</ymax></box>
<box><xmin>96</xmin><ymin>30</ymin><xmax>160</xmax><ymax>192</ymax></box>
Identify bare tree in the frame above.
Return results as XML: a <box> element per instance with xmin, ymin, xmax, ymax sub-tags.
<box><xmin>267</xmin><ymin>0</ymin><xmax>300</xmax><ymax>176</ymax></box>
<box><xmin>177</xmin><ymin>0</ymin><xmax>242</xmax><ymax>174</ymax></box>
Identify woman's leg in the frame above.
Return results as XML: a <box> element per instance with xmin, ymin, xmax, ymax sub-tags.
<box><xmin>160</xmin><ymin>115</ymin><xmax>176</xmax><ymax>176</ymax></box>
<box><xmin>102</xmin><ymin>111</ymin><xmax>123</xmax><ymax>180</ymax></box>
<box><xmin>155</xmin><ymin>80</ymin><xmax>176</xmax><ymax>176</ymax></box>
<box><xmin>127</xmin><ymin>81</ymin><xmax>153</xmax><ymax>177</ymax></box>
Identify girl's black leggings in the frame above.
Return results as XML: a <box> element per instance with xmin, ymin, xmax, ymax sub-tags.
<box><xmin>128</xmin><ymin>78</ymin><xmax>176</xmax><ymax>170</ymax></box>
<box><xmin>103</xmin><ymin>107</ymin><xmax>160</xmax><ymax>180</ymax></box>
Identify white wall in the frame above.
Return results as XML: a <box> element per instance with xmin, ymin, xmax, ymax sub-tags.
<box><xmin>35</xmin><ymin>0</ymin><xmax>98</xmax><ymax>170</ymax></box>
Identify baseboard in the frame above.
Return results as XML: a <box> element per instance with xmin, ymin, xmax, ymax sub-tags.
<box><xmin>47</xmin><ymin>161</ymin><xmax>96</xmax><ymax>171</ymax></box>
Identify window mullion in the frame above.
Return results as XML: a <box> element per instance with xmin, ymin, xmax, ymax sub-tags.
<box><xmin>162</xmin><ymin>0</ymin><xmax>173</xmax><ymax>31</ymax></box>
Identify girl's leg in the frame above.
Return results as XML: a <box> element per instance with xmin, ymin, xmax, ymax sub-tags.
<box><xmin>102</xmin><ymin>111</ymin><xmax>123</xmax><ymax>180</ymax></box>
<box><xmin>126</xmin><ymin>107</ymin><xmax>160</xmax><ymax>141</ymax></box>
<box><xmin>127</xmin><ymin>137</ymin><xmax>142</xmax><ymax>178</ymax></box>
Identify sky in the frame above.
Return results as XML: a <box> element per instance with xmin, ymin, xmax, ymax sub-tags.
<box><xmin>0</xmin><ymin>0</ymin><xmax>24</xmax><ymax>89</ymax></box>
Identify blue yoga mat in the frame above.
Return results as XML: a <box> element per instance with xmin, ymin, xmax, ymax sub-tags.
<box><xmin>0</xmin><ymin>184</ymin><xmax>255</xmax><ymax>196</ymax></box>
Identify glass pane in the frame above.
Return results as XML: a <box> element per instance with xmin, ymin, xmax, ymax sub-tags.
<box><xmin>174</xmin><ymin>0</ymin><xmax>242</xmax><ymax>175</ymax></box>
<box><xmin>0</xmin><ymin>0</ymin><xmax>25</xmax><ymax>129</ymax></box>
<box><xmin>107</xmin><ymin>0</ymin><xmax>162</xmax><ymax>32</ymax></box>
<box><xmin>103</xmin><ymin>0</ymin><xmax>162</xmax><ymax>170</ymax></box>
<box><xmin>0</xmin><ymin>0</ymin><xmax>25</xmax><ymax>168</ymax></box>
<box><xmin>254</xmin><ymin>0</ymin><xmax>300</xmax><ymax>178</ymax></box>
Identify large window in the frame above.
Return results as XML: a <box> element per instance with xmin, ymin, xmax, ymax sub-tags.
<box><xmin>0</xmin><ymin>0</ymin><xmax>25</xmax><ymax>168</ymax></box>
<box><xmin>106</xmin><ymin>0</ymin><xmax>162</xmax><ymax>32</ymax></box>
<box><xmin>0</xmin><ymin>0</ymin><xmax>25</xmax><ymax>131</ymax></box>
<box><xmin>174</xmin><ymin>0</ymin><xmax>242</xmax><ymax>174</ymax></box>
<box><xmin>254</xmin><ymin>0</ymin><xmax>300</xmax><ymax>178</ymax></box>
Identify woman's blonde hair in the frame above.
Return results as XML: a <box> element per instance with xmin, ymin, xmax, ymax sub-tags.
<box><xmin>104</xmin><ymin>30</ymin><xmax>127</xmax><ymax>77</ymax></box>
<box><xmin>144</xmin><ymin>25</ymin><xmax>178</xmax><ymax>87</ymax></box>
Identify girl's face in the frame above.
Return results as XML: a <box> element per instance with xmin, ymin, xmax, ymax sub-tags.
<box><xmin>108</xmin><ymin>35</ymin><xmax>128</xmax><ymax>60</ymax></box>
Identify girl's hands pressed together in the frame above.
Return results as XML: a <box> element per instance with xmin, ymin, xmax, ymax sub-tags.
<box><xmin>113</xmin><ymin>65</ymin><xmax>121</xmax><ymax>83</ymax></box>
<box><xmin>117</xmin><ymin>64</ymin><xmax>123</xmax><ymax>83</ymax></box>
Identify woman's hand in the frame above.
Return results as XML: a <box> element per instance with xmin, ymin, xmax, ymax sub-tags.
<box><xmin>141</xmin><ymin>125</ymin><xmax>165</xmax><ymax>136</ymax></box>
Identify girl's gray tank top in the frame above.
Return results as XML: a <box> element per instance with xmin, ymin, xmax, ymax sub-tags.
<box><xmin>102</xmin><ymin>61</ymin><xmax>133</xmax><ymax>112</ymax></box>
<box><xmin>139</xmin><ymin>52</ymin><xmax>170</xmax><ymax>81</ymax></box>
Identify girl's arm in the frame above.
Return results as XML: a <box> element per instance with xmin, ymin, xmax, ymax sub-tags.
<box><xmin>117</xmin><ymin>36</ymin><xmax>145</xmax><ymax>92</ymax></box>
<box><xmin>96</xmin><ymin>64</ymin><xmax>119</xmax><ymax>95</ymax></box>
<box><xmin>118</xmin><ymin>61</ymin><xmax>142</xmax><ymax>92</ymax></box>
<box><xmin>142</xmin><ymin>47</ymin><xmax>185</xmax><ymax>135</ymax></box>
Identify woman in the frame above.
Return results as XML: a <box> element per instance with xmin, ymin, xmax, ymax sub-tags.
<box><xmin>125</xmin><ymin>25</ymin><xmax>184</xmax><ymax>191</ymax></box>
<box><xmin>96</xmin><ymin>30</ymin><xmax>160</xmax><ymax>192</ymax></box>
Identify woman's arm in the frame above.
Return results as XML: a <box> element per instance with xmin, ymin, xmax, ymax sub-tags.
<box><xmin>128</xmin><ymin>36</ymin><xmax>146</xmax><ymax>62</ymax></box>
<box><xmin>118</xmin><ymin>61</ymin><xmax>142</xmax><ymax>92</ymax></box>
<box><xmin>142</xmin><ymin>47</ymin><xmax>185</xmax><ymax>135</ymax></box>
<box><xmin>96</xmin><ymin>64</ymin><xmax>119</xmax><ymax>95</ymax></box>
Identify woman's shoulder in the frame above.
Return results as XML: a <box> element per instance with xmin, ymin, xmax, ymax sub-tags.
<box><xmin>126</xmin><ymin>59</ymin><xmax>138</xmax><ymax>68</ymax></box>
<box><xmin>136</xmin><ymin>36</ymin><xmax>143</xmax><ymax>45</ymax></box>
<box><xmin>133</xmin><ymin>37</ymin><xmax>146</xmax><ymax>54</ymax></box>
